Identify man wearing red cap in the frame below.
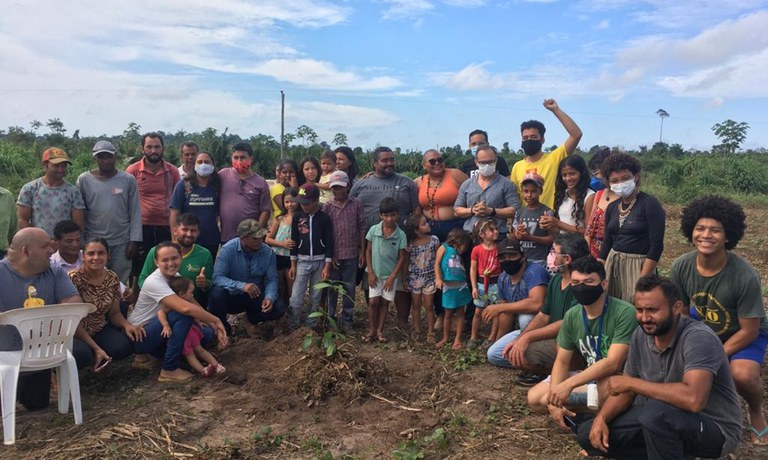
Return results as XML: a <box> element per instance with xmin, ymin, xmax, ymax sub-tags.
<box><xmin>17</xmin><ymin>147</ymin><xmax>85</xmax><ymax>237</ymax></box>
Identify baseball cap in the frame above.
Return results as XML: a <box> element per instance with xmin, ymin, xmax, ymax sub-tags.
<box><xmin>521</xmin><ymin>172</ymin><xmax>544</xmax><ymax>188</ymax></box>
<box><xmin>236</xmin><ymin>219</ymin><xmax>268</xmax><ymax>239</ymax></box>
<box><xmin>92</xmin><ymin>140</ymin><xmax>117</xmax><ymax>156</ymax></box>
<box><xmin>497</xmin><ymin>238</ymin><xmax>522</xmax><ymax>257</ymax></box>
<box><xmin>295</xmin><ymin>182</ymin><xmax>320</xmax><ymax>204</ymax></box>
<box><xmin>41</xmin><ymin>147</ymin><xmax>71</xmax><ymax>165</ymax></box>
<box><xmin>328</xmin><ymin>170</ymin><xmax>349</xmax><ymax>188</ymax></box>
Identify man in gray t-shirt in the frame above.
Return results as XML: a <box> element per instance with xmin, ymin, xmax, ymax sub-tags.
<box><xmin>0</xmin><ymin>228</ymin><xmax>92</xmax><ymax>411</ymax></box>
<box><xmin>77</xmin><ymin>140</ymin><xmax>143</xmax><ymax>284</ymax></box>
<box><xmin>578</xmin><ymin>275</ymin><xmax>741</xmax><ymax>459</ymax></box>
<box><xmin>350</xmin><ymin>146</ymin><xmax>419</xmax><ymax>232</ymax></box>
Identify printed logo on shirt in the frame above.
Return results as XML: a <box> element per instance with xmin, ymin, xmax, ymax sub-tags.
<box><xmin>297</xmin><ymin>216</ymin><xmax>310</xmax><ymax>234</ymax></box>
<box><xmin>23</xmin><ymin>285</ymin><xmax>45</xmax><ymax>308</ymax></box>
<box><xmin>112</xmin><ymin>187</ymin><xmax>123</xmax><ymax>195</ymax></box>
<box><xmin>689</xmin><ymin>291</ymin><xmax>731</xmax><ymax>337</ymax></box>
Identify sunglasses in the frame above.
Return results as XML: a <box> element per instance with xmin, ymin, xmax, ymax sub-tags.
<box><xmin>427</xmin><ymin>157</ymin><xmax>445</xmax><ymax>166</ymax></box>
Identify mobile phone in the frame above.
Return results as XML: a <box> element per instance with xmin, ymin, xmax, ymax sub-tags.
<box><xmin>95</xmin><ymin>358</ymin><xmax>112</xmax><ymax>372</ymax></box>
<box><xmin>563</xmin><ymin>416</ymin><xmax>577</xmax><ymax>430</ymax></box>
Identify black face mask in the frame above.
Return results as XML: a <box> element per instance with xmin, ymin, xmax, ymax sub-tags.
<box><xmin>521</xmin><ymin>139</ymin><xmax>542</xmax><ymax>156</ymax></box>
<box><xmin>501</xmin><ymin>258</ymin><xmax>524</xmax><ymax>275</ymax></box>
<box><xmin>571</xmin><ymin>283</ymin><xmax>604</xmax><ymax>306</ymax></box>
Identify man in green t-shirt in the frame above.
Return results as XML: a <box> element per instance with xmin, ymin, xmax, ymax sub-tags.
<box><xmin>670</xmin><ymin>195</ymin><xmax>768</xmax><ymax>443</ymax></box>
<box><xmin>527</xmin><ymin>256</ymin><xmax>637</xmax><ymax>430</ymax></box>
<box><xmin>492</xmin><ymin>233</ymin><xmax>589</xmax><ymax>386</ymax></box>
<box><xmin>138</xmin><ymin>213</ymin><xmax>213</xmax><ymax>306</ymax></box>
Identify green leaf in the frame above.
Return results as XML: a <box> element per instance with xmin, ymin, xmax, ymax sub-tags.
<box><xmin>326</xmin><ymin>342</ymin><xmax>336</xmax><ymax>357</ymax></box>
<box><xmin>322</xmin><ymin>332</ymin><xmax>334</xmax><ymax>349</ymax></box>
<box><xmin>302</xmin><ymin>334</ymin><xmax>314</xmax><ymax>350</ymax></box>
<box><xmin>308</xmin><ymin>311</ymin><xmax>325</xmax><ymax>318</ymax></box>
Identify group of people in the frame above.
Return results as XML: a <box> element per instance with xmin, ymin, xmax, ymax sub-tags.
<box><xmin>0</xmin><ymin>97</ymin><xmax>765</xmax><ymax>458</ymax></box>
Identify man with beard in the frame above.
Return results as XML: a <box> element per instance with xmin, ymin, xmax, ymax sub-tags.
<box><xmin>350</xmin><ymin>146</ymin><xmax>419</xmax><ymax>329</ymax></box>
<box><xmin>0</xmin><ymin>227</ymin><xmax>91</xmax><ymax>410</ymax></box>
<box><xmin>527</xmin><ymin>256</ymin><xmax>636</xmax><ymax>431</ymax></box>
<box><xmin>17</xmin><ymin>147</ymin><xmax>85</xmax><ymax>236</ymax></box>
<box><xmin>510</xmin><ymin>99</ymin><xmax>583</xmax><ymax>209</ymax></box>
<box><xmin>488</xmin><ymin>233</ymin><xmax>590</xmax><ymax>386</ymax></box>
<box><xmin>480</xmin><ymin>238</ymin><xmax>550</xmax><ymax>342</ymax></box>
<box><xmin>178</xmin><ymin>141</ymin><xmax>198</xmax><ymax>179</ymax></box>
<box><xmin>77</xmin><ymin>140</ymin><xmax>142</xmax><ymax>285</ymax></box>
<box><xmin>577</xmin><ymin>274</ymin><xmax>741</xmax><ymax>459</ymax></box>
<box><xmin>126</xmin><ymin>132</ymin><xmax>181</xmax><ymax>273</ymax></box>
<box><xmin>137</xmin><ymin>213</ymin><xmax>213</xmax><ymax>307</ymax></box>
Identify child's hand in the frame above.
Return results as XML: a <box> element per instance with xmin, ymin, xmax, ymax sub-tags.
<box><xmin>161</xmin><ymin>326</ymin><xmax>172</xmax><ymax>338</ymax></box>
<box><xmin>321</xmin><ymin>265</ymin><xmax>330</xmax><ymax>281</ymax></box>
<box><xmin>288</xmin><ymin>266</ymin><xmax>296</xmax><ymax>281</ymax></box>
<box><xmin>435</xmin><ymin>278</ymin><xmax>443</xmax><ymax>290</ymax></box>
<box><xmin>472</xmin><ymin>288</ymin><xmax>479</xmax><ymax>299</ymax></box>
<box><xmin>368</xmin><ymin>272</ymin><xmax>377</xmax><ymax>289</ymax></box>
<box><xmin>383</xmin><ymin>275</ymin><xmax>396</xmax><ymax>292</ymax></box>
<box><xmin>283</xmin><ymin>239</ymin><xmax>295</xmax><ymax>249</ymax></box>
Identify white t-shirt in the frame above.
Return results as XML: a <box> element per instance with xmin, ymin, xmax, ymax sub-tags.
<box><xmin>557</xmin><ymin>189</ymin><xmax>595</xmax><ymax>230</ymax></box>
<box><xmin>128</xmin><ymin>268</ymin><xmax>175</xmax><ymax>325</ymax></box>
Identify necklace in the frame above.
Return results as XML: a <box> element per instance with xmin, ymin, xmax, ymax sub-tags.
<box><xmin>618</xmin><ymin>197</ymin><xmax>637</xmax><ymax>228</ymax></box>
<box><xmin>423</xmin><ymin>174</ymin><xmax>443</xmax><ymax>217</ymax></box>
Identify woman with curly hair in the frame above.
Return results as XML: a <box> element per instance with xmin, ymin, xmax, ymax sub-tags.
<box><xmin>670</xmin><ymin>195</ymin><xmax>768</xmax><ymax>444</ymax></box>
<box><xmin>598</xmin><ymin>153</ymin><xmax>665</xmax><ymax>302</ymax></box>
<box><xmin>540</xmin><ymin>155</ymin><xmax>594</xmax><ymax>235</ymax></box>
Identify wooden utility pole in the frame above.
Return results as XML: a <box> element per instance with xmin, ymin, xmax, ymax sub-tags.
<box><xmin>280</xmin><ymin>90</ymin><xmax>285</xmax><ymax>159</ymax></box>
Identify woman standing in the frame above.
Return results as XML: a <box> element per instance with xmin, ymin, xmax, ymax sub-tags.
<box><xmin>599</xmin><ymin>153</ymin><xmax>665</xmax><ymax>302</ymax></box>
<box><xmin>584</xmin><ymin>148</ymin><xmax>619</xmax><ymax>259</ymax></box>
<box><xmin>541</xmin><ymin>155</ymin><xmax>594</xmax><ymax>235</ymax></box>
<box><xmin>334</xmin><ymin>146</ymin><xmax>359</xmax><ymax>186</ymax></box>
<box><xmin>170</xmin><ymin>151</ymin><xmax>220</xmax><ymax>258</ymax></box>
<box><xmin>70</xmin><ymin>238</ymin><xmax>142</xmax><ymax>369</ymax></box>
<box><xmin>416</xmin><ymin>149</ymin><xmax>468</xmax><ymax>242</ymax></box>
<box><xmin>128</xmin><ymin>242</ymin><xmax>228</xmax><ymax>382</ymax></box>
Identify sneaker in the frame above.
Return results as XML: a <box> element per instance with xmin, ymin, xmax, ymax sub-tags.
<box><xmin>515</xmin><ymin>372</ymin><xmax>547</xmax><ymax>387</ymax></box>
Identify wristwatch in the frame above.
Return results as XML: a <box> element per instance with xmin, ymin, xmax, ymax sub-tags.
<box><xmin>490</xmin><ymin>207</ymin><xmax>497</xmax><ymax>216</ymax></box>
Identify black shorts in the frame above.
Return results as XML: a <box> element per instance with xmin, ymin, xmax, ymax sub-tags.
<box><xmin>276</xmin><ymin>255</ymin><xmax>291</xmax><ymax>271</ymax></box>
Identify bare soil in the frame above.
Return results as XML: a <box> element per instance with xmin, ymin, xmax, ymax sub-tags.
<box><xmin>5</xmin><ymin>204</ymin><xmax>768</xmax><ymax>459</ymax></box>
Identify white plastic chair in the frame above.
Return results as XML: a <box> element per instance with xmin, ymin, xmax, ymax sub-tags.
<box><xmin>0</xmin><ymin>303</ymin><xmax>95</xmax><ymax>445</ymax></box>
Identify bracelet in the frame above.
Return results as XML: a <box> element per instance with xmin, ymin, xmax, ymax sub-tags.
<box><xmin>491</xmin><ymin>207</ymin><xmax>497</xmax><ymax>216</ymax></box>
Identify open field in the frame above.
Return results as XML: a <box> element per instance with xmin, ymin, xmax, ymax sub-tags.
<box><xmin>3</xmin><ymin>203</ymin><xmax>768</xmax><ymax>459</ymax></box>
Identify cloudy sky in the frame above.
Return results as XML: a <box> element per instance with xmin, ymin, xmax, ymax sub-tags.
<box><xmin>2</xmin><ymin>0</ymin><xmax>767</xmax><ymax>152</ymax></box>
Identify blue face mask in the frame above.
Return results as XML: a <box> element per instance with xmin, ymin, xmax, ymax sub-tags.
<box><xmin>590</xmin><ymin>176</ymin><xmax>606</xmax><ymax>191</ymax></box>
<box><xmin>471</xmin><ymin>146</ymin><xmax>479</xmax><ymax>157</ymax></box>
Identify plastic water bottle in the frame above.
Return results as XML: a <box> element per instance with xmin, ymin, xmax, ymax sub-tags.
<box><xmin>587</xmin><ymin>381</ymin><xmax>599</xmax><ymax>410</ymax></box>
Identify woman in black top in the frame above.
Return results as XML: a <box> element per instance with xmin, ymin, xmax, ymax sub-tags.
<box><xmin>598</xmin><ymin>153</ymin><xmax>665</xmax><ymax>302</ymax></box>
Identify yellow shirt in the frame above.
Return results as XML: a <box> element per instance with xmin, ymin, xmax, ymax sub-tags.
<box><xmin>510</xmin><ymin>144</ymin><xmax>567</xmax><ymax>209</ymax></box>
<box><xmin>270</xmin><ymin>183</ymin><xmax>285</xmax><ymax>218</ymax></box>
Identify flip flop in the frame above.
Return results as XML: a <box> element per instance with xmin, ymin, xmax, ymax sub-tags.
<box><xmin>362</xmin><ymin>334</ymin><xmax>374</xmax><ymax>343</ymax></box>
<box><xmin>748</xmin><ymin>425</ymin><xmax>768</xmax><ymax>444</ymax></box>
<box><xmin>377</xmin><ymin>335</ymin><xmax>387</xmax><ymax>343</ymax></box>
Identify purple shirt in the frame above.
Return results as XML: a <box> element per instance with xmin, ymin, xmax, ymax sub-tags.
<box><xmin>218</xmin><ymin>168</ymin><xmax>271</xmax><ymax>242</ymax></box>
<box><xmin>323</xmin><ymin>197</ymin><xmax>364</xmax><ymax>260</ymax></box>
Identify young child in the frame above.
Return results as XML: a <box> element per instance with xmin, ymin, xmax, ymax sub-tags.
<box><xmin>513</xmin><ymin>173</ymin><xmax>554</xmax><ymax>266</ymax></box>
<box><xmin>365</xmin><ymin>197</ymin><xmax>407</xmax><ymax>343</ymax></box>
<box><xmin>298</xmin><ymin>156</ymin><xmax>321</xmax><ymax>186</ymax></box>
<box><xmin>404</xmin><ymin>214</ymin><xmax>440</xmax><ymax>342</ymax></box>
<box><xmin>469</xmin><ymin>218</ymin><xmax>501</xmax><ymax>347</ymax></box>
<box><xmin>541</xmin><ymin>156</ymin><xmax>595</xmax><ymax>235</ymax></box>
<box><xmin>316</xmin><ymin>150</ymin><xmax>336</xmax><ymax>204</ymax></box>
<box><xmin>288</xmin><ymin>182</ymin><xmax>334</xmax><ymax>329</ymax></box>
<box><xmin>322</xmin><ymin>170</ymin><xmax>364</xmax><ymax>330</ymax></box>
<box><xmin>270</xmin><ymin>159</ymin><xmax>298</xmax><ymax>218</ymax></box>
<box><xmin>266</xmin><ymin>187</ymin><xmax>297</xmax><ymax>314</ymax></box>
<box><xmin>434</xmin><ymin>228</ymin><xmax>472</xmax><ymax>350</ymax></box>
<box><xmin>161</xmin><ymin>277</ymin><xmax>225</xmax><ymax>377</ymax></box>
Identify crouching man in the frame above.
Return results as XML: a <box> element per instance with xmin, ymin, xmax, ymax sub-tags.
<box><xmin>578</xmin><ymin>274</ymin><xmax>741</xmax><ymax>459</ymax></box>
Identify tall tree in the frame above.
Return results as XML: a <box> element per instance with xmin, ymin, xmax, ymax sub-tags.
<box><xmin>656</xmin><ymin>109</ymin><xmax>669</xmax><ymax>143</ymax></box>
<box><xmin>712</xmin><ymin>119</ymin><xmax>749</xmax><ymax>155</ymax></box>
<box><xmin>332</xmin><ymin>132</ymin><xmax>348</xmax><ymax>146</ymax></box>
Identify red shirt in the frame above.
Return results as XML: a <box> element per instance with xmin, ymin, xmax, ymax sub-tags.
<box><xmin>471</xmin><ymin>244</ymin><xmax>501</xmax><ymax>278</ymax></box>
<box><xmin>126</xmin><ymin>159</ymin><xmax>180</xmax><ymax>226</ymax></box>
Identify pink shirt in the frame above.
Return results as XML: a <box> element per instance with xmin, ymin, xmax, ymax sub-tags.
<box><xmin>126</xmin><ymin>159</ymin><xmax>180</xmax><ymax>226</ymax></box>
<box><xmin>218</xmin><ymin>168</ymin><xmax>271</xmax><ymax>242</ymax></box>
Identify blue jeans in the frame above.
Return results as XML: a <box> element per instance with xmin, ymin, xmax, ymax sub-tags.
<box><xmin>209</xmin><ymin>285</ymin><xmax>286</xmax><ymax>335</ymax></box>
<box><xmin>486</xmin><ymin>314</ymin><xmax>534</xmax><ymax>367</ymax></box>
<box><xmin>92</xmin><ymin>324</ymin><xmax>134</xmax><ymax>360</ymax></box>
<box><xmin>327</xmin><ymin>258</ymin><xmax>358</xmax><ymax>324</ymax></box>
<box><xmin>133</xmin><ymin>311</ymin><xmax>192</xmax><ymax>371</ymax></box>
<box><xmin>289</xmin><ymin>259</ymin><xmax>325</xmax><ymax>328</ymax></box>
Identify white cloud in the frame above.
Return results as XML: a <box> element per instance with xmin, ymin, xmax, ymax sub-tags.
<box><xmin>380</xmin><ymin>0</ymin><xmax>433</xmax><ymax>20</ymax></box>
<box><xmin>288</xmin><ymin>102</ymin><xmax>399</xmax><ymax>130</ymax></box>
<box><xmin>432</xmin><ymin>63</ymin><xmax>508</xmax><ymax>90</ymax></box>
<box><xmin>250</xmin><ymin>59</ymin><xmax>402</xmax><ymax>90</ymax></box>
<box><xmin>581</xmin><ymin>0</ymin><xmax>765</xmax><ymax>28</ymax></box>
<box><xmin>442</xmin><ymin>0</ymin><xmax>487</xmax><ymax>6</ymax></box>
<box><xmin>595</xmin><ymin>19</ymin><xmax>610</xmax><ymax>29</ymax></box>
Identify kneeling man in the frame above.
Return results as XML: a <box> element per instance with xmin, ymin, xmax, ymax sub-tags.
<box><xmin>578</xmin><ymin>274</ymin><xmax>741</xmax><ymax>459</ymax></box>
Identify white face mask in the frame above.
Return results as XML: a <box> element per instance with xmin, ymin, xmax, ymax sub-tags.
<box><xmin>610</xmin><ymin>178</ymin><xmax>636</xmax><ymax>198</ymax></box>
<box><xmin>477</xmin><ymin>163</ymin><xmax>496</xmax><ymax>177</ymax></box>
<box><xmin>195</xmin><ymin>163</ymin><xmax>215</xmax><ymax>177</ymax></box>
<box><xmin>471</xmin><ymin>146</ymin><xmax>479</xmax><ymax>157</ymax></box>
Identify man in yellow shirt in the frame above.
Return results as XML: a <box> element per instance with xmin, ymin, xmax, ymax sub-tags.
<box><xmin>510</xmin><ymin>99</ymin><xmax>583</xmax><ymax>209</ymax></box>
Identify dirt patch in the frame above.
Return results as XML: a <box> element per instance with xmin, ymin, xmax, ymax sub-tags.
<box><xmin>5</xmin><ymin>204</ymin><xmax>768</xmax><ymax>459</ymax></box>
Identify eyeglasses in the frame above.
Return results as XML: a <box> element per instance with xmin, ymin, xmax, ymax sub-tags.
<box><xmin>427</xmin><ymin>157</ymin><xmax>445</xmax><ymax>166</ymax></box>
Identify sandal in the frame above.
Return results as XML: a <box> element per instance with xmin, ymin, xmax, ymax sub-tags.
<box><xmin>377</xmin><ymin>335</ymin><xmax>387</xmax><ymax>343</ymax></box>
<box><xmin>748</xmin><ymin>424</ymin><xmax>768</xmax><ymax>444</ymax></box>
<box><xmin>362</xmin><ymin>334</ymin><xmax>374</xmax><ymax>343</ymax></box>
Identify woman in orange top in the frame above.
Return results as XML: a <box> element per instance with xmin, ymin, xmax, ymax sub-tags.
<box><xmin>416</xmin><ymin>149</ymin><xmax>469</xmax><ymax>242</ymax></box>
